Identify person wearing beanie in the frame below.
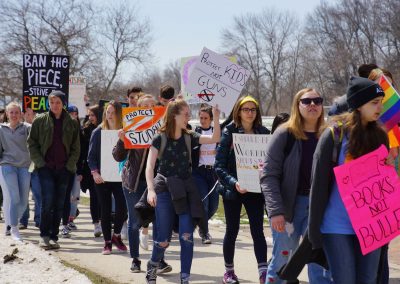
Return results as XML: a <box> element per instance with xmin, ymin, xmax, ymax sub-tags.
<box><xmin>308</xmin><ymin>76</ymin><xmax>388</xmax><ymax>283</ymax></box>
<box><xmin>27</xmin><ymin>90</ymin><xmax>80</xmax><ymax>249</ymax></box>
<box><xmin>328</xmin><ymin>94</ymin><xmax>348</xmax><ymax>117</ymax></box>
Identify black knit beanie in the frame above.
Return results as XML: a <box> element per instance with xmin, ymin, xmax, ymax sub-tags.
<box><xmin>346</xmin><ymin>76</ymin><xmax>384</xmax><ymax>111</ymax></box>
<box><xmin>48</xmin><ymin>90</ymin><xmax>66</xmax><ymax>105</ymax></box>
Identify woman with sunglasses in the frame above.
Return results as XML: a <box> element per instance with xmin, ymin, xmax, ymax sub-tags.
<box><xmin>261</xmin><ymin>88</ymin><xmax>332</xmax><ymax>284</ymax></box>
<box><xmin>215</xmin><ymin>96</ymin><xmax>270</xmax><ymax>284</ymax></box>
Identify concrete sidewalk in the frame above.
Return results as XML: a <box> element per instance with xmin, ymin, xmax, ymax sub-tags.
<box><xmin>2</xmin><ymin>202</ymin><xmax>400</xmax><ymax>283</ymax></box>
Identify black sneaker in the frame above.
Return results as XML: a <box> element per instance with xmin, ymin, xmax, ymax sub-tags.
<box><xmin>201</xmin><ymin>233</ymin><xmax>212</xmax><ymax>245</ymax></box>
<box><xmin>131</xmin><ymin>258</ymin><xmax>141</xmax><ymax>273</ymax></box>
<box><xmin>146</xmin><ymin>261</ymin><xmax>158</xmax><ymax>284</ymax></box>
<box><xmin>157</xmin><ymin>259</ymin><xmax>172</xmax><ymax>274</ymax></box>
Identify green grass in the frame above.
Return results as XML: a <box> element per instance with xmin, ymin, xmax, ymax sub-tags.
<box><xmin>61</xmin><ymin>260</ymin><xmax>123</xmax><ymax>284</ymax></box>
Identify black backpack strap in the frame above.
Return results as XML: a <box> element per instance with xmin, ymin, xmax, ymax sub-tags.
<box><xmin>157</xmin><ymin>133</ymin><xmax>167</xmax><ymax>160</ymax></box>
<box><xmin>329</xmin><ymin>122</ymin><xmax>344</xmax><ymax>164</ymax></box>
<box><xmin>284</xmin><ymin>131</ymin><xmax>296</xmax><ymax>158</ymax></box>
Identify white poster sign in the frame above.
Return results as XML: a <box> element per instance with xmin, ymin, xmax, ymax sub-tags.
<box><xmin>101</xmin><ymin>130</ymin><xmax>121</xmax><ymax>182</ymax></box>
<box><xmin>180</xmin><ymin>56</ymin><xmax>201</xmax><ymax>104</ymax></box>
<box><xmin>233</xmin><ymin>134</ymin><xmax>270</xmax><ymax>193</ymax></box>
<box><xmin>186</xmin><ymin>47</ymin><xmax>250</xmax><ymax>114</ymax></box>
<box><xmin>69</xmin><ymin>76</ymin><xmax>87</xmax><ymax>118</ymax></box>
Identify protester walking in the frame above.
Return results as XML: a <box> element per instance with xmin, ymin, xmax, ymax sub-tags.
<box><xmin>215</xmin><ymin>96</ymin><xmax>270</xmax><ymax>284</ymax></box>
<box><xmin>0</xmin><ymin>102</ymin><xmax>31</xmax><ymax>241</ymax></box>
<box><xmin>88</xmin><ymin>100</ymin><xmax>128</xmax><ymax>255</ymax></box>
<box><xmin>261</xmin><ymin>88</ymin><xmax>332</xmax><ymax>284</ymax></box>
<box><xmin>27</xmin><ymin>91</ymin><xmax>80</xmax><ymax>249</ymax></box>
<box><xmin>145</xmin><ymin>99</ymin><xmax>220</xmax><ymax>284</ymax></box>
<box><xmin>309</xmin><ymin>77</ymin><xmax>389</xmax><ymax>283</ymax></box>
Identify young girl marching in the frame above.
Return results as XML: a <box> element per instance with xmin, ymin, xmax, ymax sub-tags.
<box><xmin>309</xmin><ymin>76</ymin><xmax>389</xmax><ymax>283</ymax></box>
<box><xmin>145</xmin><ymin>99</ymin><xmax>220</xmax><ymax>284</ymax></box>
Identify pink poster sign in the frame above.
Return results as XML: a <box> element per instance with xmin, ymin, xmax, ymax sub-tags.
<box><xmin>334</xmin><ymin>145</ymin><xmax>400</xmax><ymax>255</ymax></box>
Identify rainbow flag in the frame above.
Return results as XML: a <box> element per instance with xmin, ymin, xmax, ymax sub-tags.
<box><xmin>379</xmin><ymin>75</ymin><xmax>400</xmax><ymax>131</ymax></box>
<box><xmin>379</xmin><ymin>75</ymin><xmax>400</xmax><ymax>148</ymax></box>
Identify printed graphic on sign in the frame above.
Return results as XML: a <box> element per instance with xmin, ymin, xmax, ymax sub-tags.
<box><xmin>233</xmin><ymin>134</ymin><xmax>270</xmax><ymax>193</ymax></box>
<box><xmin>334</xmin><ymin>145</ymin><xmax>400</xmax><ymax>255</ymax></box>
<box><xmin>122</xmin><ymin>106</ymin><xmax>166</xmax><ymax>149</ymax></box>
<box><xmin>23</xmin><ymin>54</ymin><xmax>69</xmax><ymax>112</ymax></box>
<box><xmin>186</xmin><ymin>47</ymin><xmax>250</xmax><ymax>114</ymax></box>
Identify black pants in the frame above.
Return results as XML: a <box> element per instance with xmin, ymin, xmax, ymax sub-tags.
<box><xmin>62</xmin><ymin>174</ymin><xmax>76</xmax><ymax>225</ymax></box>
<box><xmin>95</xmin><ymin>182</ymin><xmax>127</xmax><ymax>241</ymax></box>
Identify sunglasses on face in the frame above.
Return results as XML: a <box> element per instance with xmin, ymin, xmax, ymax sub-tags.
<box><xmin>240</xmin><ymin>108</ymin><xmax>257</xmax><ymax>113</ymax></box>
<box><xmin>299</xmin><ymin>97</ymin><xmax>323</xmax><ymax>106</ymax></box>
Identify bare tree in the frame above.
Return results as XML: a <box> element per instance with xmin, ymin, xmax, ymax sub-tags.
<box><xmin>0</xmin><ymin>0</ymin><xmax>97</xmax><ymax>98</ymax></box>
<box><xmin>221</xmin><ymin>9</ymin><xmax>299</xmax><ymax>114</ymax></box>
<box><xmin>98</xmin><ymin>3</ymin><xmax>152</xmax><ymax>96</ymax></box>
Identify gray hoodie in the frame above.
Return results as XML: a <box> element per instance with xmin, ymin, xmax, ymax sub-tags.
<box><xmin>0</xmin><ymin>122</ymin><xmax>31</xmax><ymax>168</ymax></box>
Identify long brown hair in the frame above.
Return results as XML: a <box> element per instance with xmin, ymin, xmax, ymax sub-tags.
<box><xmin>100</xmin><ymin>100</ymin><xmax>122</xmax><ymax>130</ymax></box>
<box><xmin>331</xmin><ymin>111</ymin><xmax>388</xmax><ymax>159</ymax></box>
<box><xmin>284</xmin><ymin>88</ymin><xmax>326</xmax><ymax>140</ymax></box>
<box><xmin>159</xmin><ymin>99</ymin><xmax>191</xmax><ymax>138</ymax></box>
<box><xmin>84</xmin><ymin>105</ymin><xmax>100</xmax><ymax>128</ymax></box>
<box><xmin>232</xmin><ymin>96</ymin><xmax>262</xmax><ymax>129</ymax></box>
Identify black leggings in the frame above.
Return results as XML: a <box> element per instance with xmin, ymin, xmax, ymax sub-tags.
<box><xmin>95</xmin><ymin>182</ymin><xmax>127</xmax><ymax>241</ymax></box>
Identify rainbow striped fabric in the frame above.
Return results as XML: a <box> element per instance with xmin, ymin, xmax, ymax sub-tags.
<box><xmin>379</xmin><ymin>75</ymin><xmax>400</xmax><ymax>148</ymax></box>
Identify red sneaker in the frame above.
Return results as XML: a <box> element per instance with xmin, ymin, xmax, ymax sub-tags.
<box><xmin>102</xmin><ymin>241</ymin><xmax>112</xmax><ymax>255</ymax></box>
<box><xmin>111</xmin><ymin>234</ymin><xmax>127</xmax><ymax>252</ymax></box>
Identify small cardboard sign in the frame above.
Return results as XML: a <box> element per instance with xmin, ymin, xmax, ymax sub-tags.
<box><xmin>233</xmin><ymin>134</ymin><xmax>270</xmax><ymax>193</ymax></box>
<box><xmin>122</xmin><ymin>106</ymin><xmax>166</xmax><ymax>149</ymax></box>
<box><xmin>334</xmin><ymin>145</ymin><xmax>400</xmax><ymax>255</ymax></box>
<box><xmin>23</xmin><ymin>54</ymin><xmax>69</xmax><ymax>112</ymax></box>
<box><xmin>100</xmin><ymin>130</ymin><xmax>121</xmax><ymax>182</ymax></box>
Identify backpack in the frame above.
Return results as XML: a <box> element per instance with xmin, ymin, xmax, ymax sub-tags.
<box><xmin>157</xmin><ymin>132</ymin><xmax>192</xmax><ymax>171</ymax></box>
<box><xmin>329</xmin><ymin>122</ymin><xmax>344</xmax><ymax>164</ymax></box>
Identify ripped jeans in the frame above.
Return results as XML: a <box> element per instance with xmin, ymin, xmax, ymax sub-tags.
<box><xmin>267</xmin><ymin>195</ymin><xmax>332</xmax><ymax>284</ymax></box>
<box><xmin>150</xmin><ymin>191</ymin><xmax>194</xmax><ymax>275</ymax></box>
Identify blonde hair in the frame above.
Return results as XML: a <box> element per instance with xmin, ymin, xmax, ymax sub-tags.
<box><xmin>137</xmin><ymin>94</ymin><xmax>156</xmax><ymax>107</ymax></box>
<box><xmin>100</xmin><ymin>100</ymin><xmax>122</xmax><ymax>130</ymax></box>
<box><xmin>284</xmin><ymin>88</ymin><xmax>326</xmax><ymax>140</ymax></box>
<box><xmin>159</xmin><ymin>99</ymin><xmax>191</xmax><ymax>139</ymax></box>
<box><xmin>6</xmin><ymin>102</ymin><xmax>22</xmax><ymax>113</ymax></box>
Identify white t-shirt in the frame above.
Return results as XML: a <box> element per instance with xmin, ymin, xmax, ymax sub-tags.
<box><xmin>198</xmin><ymin>127</ymin><xmax>216</xmax><ymax>166</ymax></box>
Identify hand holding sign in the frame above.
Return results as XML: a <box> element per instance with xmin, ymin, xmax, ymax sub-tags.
<box><xmin>334</xmin><ymin>145</ymin><xmax>400</xmax><ymax>255</ymax></box>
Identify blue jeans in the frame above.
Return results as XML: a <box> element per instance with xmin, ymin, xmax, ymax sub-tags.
<box><xmin>323</xmin><ymin>234</ymin><xmax>381</xmax><ymax>284</ymax></box>
<box><xmin>20</xmin><ymin>204</ymin><xmax>29</xmax><ymax>226</ymax></box>
<box><xmin>69</xmin><ymin>174</ymin><xmax>81</xmax><ymax>217</ymax></box>
<box><xmin>31</xmin><ymin>170</ymin><xmax>42</xmax><ymax>226</ymax></box>
<box><xmin>38</xmin><ymin>167</ymin><xmax>71</xmax><ymax>241</ymax></box>
<box><xmin>267</xmin><ymin>196</ymin><xmax>332</xmax><ymax>284</ymax></box>
<box><xmin>1</xmin><ymin>166</ymin><xmax>31</xmax><ymax>226</ymax></box>
<box><xmin>192</xmin><ymin>167</ymin><xmax>218</xmax><ymax>235</ymax></box>
<box><xmin>151</xmin><ymin>191</ymin><xmax>194</xmax><ymax>275</ymax></box>
<box><xmin>123</xmin><ymin>181</ymin><xmax>146</xmax><ymax>259</ymax></box>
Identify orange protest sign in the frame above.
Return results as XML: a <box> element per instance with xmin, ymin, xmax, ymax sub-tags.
<box><xmin>122</xmin><ymin>106</ymin><xmax>166</xmax><ymax>149</ymax></box>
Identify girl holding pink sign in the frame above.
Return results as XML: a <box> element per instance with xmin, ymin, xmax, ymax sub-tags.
<box><xmin>309</xmin><ymin>76</ymin><xmax>389</xmax><ymax>283</ymax></box>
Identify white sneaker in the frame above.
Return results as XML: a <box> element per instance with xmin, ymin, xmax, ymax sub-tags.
<box><xmin>10</xmin><ymin>226</ymin><xmax>22</xmax><ymax>241</ymax></box>
<box><xmin>94</xmin><ymin>223</ymin><xmax>102</xmax><ymax>238</ymax></box>
<box><xmin>139</xmin><ymin>229</ymin><xmax>149</xmax><ymax>250</ymax></box>
<box><xmin>121</xmin><ymin>221</ymin><xmax>128</xmax><ymax>240</ymax></box>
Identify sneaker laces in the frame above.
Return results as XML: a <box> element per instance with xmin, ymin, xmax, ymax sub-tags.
<box><xmin>147</xmin><ymin>265</ymin><xmax>157</xmax><ymax>280</ymax></box>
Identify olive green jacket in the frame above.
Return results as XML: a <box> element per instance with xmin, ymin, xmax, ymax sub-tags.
<box><xmin>27</xmin><ymin>110</ymin><xmax>80</xmax><ymax>173</ymax></box>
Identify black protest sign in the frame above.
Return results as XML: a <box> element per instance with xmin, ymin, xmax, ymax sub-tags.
<box><xmin>23</xmin><ymin>54</ymin><xmax>69</xmax><ymax>112</ymax></box>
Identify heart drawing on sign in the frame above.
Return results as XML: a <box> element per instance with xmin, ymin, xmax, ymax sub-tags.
<box><xmin>342</xmin><ymin>176</ymin><xmax>350</xmax><ymax>184</ymax></box>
